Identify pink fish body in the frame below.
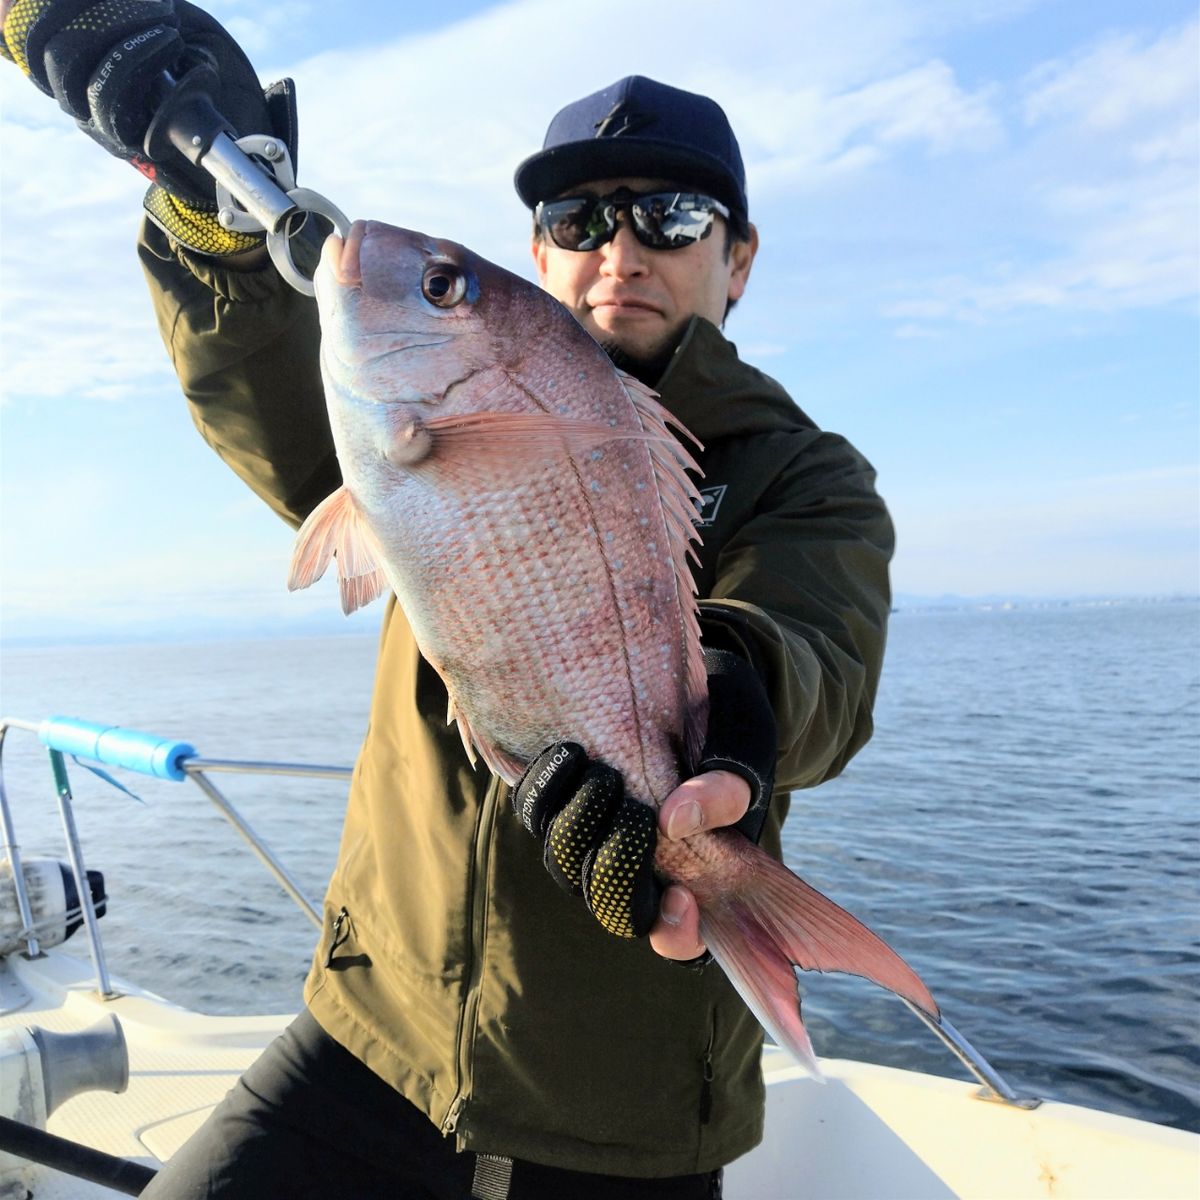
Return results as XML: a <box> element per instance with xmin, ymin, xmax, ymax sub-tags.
<box><xmin>290</xmin><ymin>220</ymin><xmax>938</xmax><ymax>1071</ymax></box>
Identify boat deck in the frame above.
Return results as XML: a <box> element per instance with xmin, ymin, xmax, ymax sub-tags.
<box><xmin>1</xmin><ymin>951</ymin><xmax>284</xmax><ymax>1197</ymax></box>
<box><xmin>2</xmin><ymin>948</ymin><xmax>1197</xmax><ymax>1199</ymax></box>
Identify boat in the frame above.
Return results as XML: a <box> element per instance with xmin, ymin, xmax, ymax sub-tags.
<box><xmin>1</xmin><ymin>715</ymin><xmax>1196</xmax><ymax>1199</ymax></box>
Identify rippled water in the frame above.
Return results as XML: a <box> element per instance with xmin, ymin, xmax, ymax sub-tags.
<box><xmin>1</xmin><ymin>600</ymin><xmax>1197</xmax><ymax>1133</ymax></box>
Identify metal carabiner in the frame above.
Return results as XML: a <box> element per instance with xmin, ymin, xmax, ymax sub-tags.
<box><xmin>148</xmin><ymin>69</ymin><xmax>350</xmax><ymax>295</ymax></box>
<box><xmin>210</xmin><ymin>136</ymin><xmax>350</xmax><ymax>296</ymax></box>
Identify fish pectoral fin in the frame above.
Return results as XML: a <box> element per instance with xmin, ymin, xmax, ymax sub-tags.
<box><xmin>697</xmin><ymin>835</ymin><xmax>939</xmax><ymax>1076</ymax></box>
<box><xmin>420</xmin><ymin>410</ymin><xmax>658</xmax><ymax>470</ymax></box>
<box><xmin>288</xmin><ymin>487</ymin><xmax>389</xmax><ymax>615</ymax></box>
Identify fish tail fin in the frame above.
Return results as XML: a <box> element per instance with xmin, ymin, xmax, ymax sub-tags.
<box><xmin>698</xmin><ymin>843</ymin><xmax>939</xmax><ymax>1076</ymax></box>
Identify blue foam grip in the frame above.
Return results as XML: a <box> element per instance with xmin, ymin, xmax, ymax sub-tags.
<box><xmin>38</xmin><ymin>717</ymin><xmax>196</xmax><ymax>782</ymax></box>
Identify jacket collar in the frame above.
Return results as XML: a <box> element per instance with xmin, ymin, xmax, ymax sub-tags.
<box><xmin>652</xmin><ymin>317</ymin><xmax>816</xmax><ymax>443</ymax></box>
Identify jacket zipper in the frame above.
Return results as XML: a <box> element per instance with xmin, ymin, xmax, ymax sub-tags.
<box><xmin>443</xmin><ymin>1096</ymin><xmax>466</xmax><ymax>1134</ymax></box>
<box><xmin>323</xmin><ymin>906</ymin><xmax>350</xmax><ymax>968</ymax></box>
<box><xmin>441</xmin><ymin>775</ymin><xmax>501</xmax><ymax>1137</ymax></box>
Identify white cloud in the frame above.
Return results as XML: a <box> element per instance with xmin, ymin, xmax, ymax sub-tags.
<box><xmin>831</xmin><ymin>61</ymin><xmax>1001</xmax><ymax>154</ymax></box>
<box><xmin>1023</xmin><ymin>20</ymin><xmax>1199</xmax><ymax>132</ymax></box>
<box><xmin>192</xmin><ymin>0</ymin><xmax>317</xmax><ymax>58</ymax></box>
<box><xmin>729</xmin><ymin>61</ymin><xmax>1001</xmax><ymax>201</ymax></box>
<box><xmin>881</xmin><ymin>19</ymin><xmax>1199</xmax><ymax>326</ymax></box>
<box><xmin>881</xmin><ymin>165</ymin><xmax>1199</xmax><ymax>319</ymax></box>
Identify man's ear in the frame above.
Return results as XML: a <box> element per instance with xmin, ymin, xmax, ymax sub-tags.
<box><xmin>726</xmin><ymin>223</ymin><xmax>759</xmax><ymax>306</ymax></box>
<box><xmin>531</xmin><ymin>234</ymin><xmax>548</xmax><ymax>284</ymax></box>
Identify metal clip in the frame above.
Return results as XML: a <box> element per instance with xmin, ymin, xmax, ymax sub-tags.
<box><xmin>213</xmin><ymin>134</ymin><xmax>299</xmax><ymax>232</ymax></box>
<box><xmin>202</xmin><ymin>132</ymin><xmax>350</xmax><ymax>297</ymax></box>
<box><xmin>147</xmin><ymin>69</ymin><xmax>349</xmax><ymax>295</ymax></box>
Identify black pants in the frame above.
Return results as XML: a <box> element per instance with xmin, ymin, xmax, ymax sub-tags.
<box><xmin>140</xmin><ymin>1010</ymin><xmax>723</xmax><ymax>1199</ymax></box>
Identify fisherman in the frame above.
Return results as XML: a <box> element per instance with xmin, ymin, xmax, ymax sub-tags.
<box><xmin>3</xmin><ymin>4</ymin><xmax>894</xmax><ymax>1196</ymax></box>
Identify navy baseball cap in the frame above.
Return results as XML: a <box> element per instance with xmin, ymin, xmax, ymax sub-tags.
<box><xmin>515</xmin><ymin>76</ymin><xmax>748</xmax><ymax>224</ymax></box>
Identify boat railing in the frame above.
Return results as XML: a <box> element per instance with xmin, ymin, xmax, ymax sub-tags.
<box><xmin>0</xmin><ymin>714</ymin><xmax>1040</xmax><ymax>1108</ymax></box>
<box><xmin>0</xmin><ymin>715</ymin><xmax>348</xmax><ymax>999</ymax></box>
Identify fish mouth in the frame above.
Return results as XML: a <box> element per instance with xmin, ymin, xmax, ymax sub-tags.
<box><xmin>322</xmin><ymin>220</ymin><xmax>368</xmax><ymax>287</ymax></box>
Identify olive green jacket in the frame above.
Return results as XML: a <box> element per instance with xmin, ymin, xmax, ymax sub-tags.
<box><xmin>137</xmin><ymin>221</ymin><xmax>894</xmax><ymax>1177</ymax></box>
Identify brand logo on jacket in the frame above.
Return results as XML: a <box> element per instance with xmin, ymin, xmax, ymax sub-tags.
<box><xmin>696</xmin><ymin>485</ymin><xmax>727</xmax><ymax>527</ymax></box>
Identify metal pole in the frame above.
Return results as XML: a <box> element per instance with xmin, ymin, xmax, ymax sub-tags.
<box><xmin>0</xmin><ymin>1114</ymin><xmax>156</xmax><ymax>1196</ymax></box>
<box><xmin>901</xmin><ymin>999</ymin><xmax>1041</xmax><ymax>1109</ymax></box>
<box><xmin>47</xmin><ymin>750</ymin><xmax>115</xmax><ymax>999</ymax></box>
<box><xmin>197</xmin><ymin>131</ymin><xmax>297</xmax><ymax>233</ymax></box>
<box><xmin>184</xmin><ymin>759</ymin><xmax>353</xmax><ymax>781</ymax></box>
<box><xmin>186</xmin><ymin>771</ymin><xmax>322</xmax><ymax>929</ymax></box>
<box><xmin>0</xmin><ymin>722</ymin><xmax>41</xmax><ymax>957</ymax></box>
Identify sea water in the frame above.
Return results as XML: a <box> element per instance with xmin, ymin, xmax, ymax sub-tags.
<box><xmin>0</xmin><ymin>600</ymin><xmax>1196</xmax><ymax>1133</ymax></box>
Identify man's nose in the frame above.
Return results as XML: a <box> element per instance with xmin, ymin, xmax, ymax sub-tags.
<box><xmin>599</xmin><ymin>218</ymin><xmax>649</xmax><ymax>275</ymax></box>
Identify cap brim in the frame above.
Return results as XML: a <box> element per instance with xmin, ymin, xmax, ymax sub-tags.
<box><xmin>515</xmin><ymin>138</ymin><xmax>746</xmax><ymax>222</ymax></box>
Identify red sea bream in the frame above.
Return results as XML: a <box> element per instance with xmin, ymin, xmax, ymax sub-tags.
<box><xmin>288</xmin><ymin>220</ymin><xmax>939</xmax><ymax>1071</ymax></box>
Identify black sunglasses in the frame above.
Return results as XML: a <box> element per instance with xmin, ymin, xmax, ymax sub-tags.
<box><xmin>534</xmin><ymin>189</ymin><xmax>730</xmax><ymax>252</ymax></box>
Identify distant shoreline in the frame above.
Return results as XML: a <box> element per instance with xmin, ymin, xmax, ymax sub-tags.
<box><xmin>889</xmin><ymin>593</ymin><xmax>1200</xmax><ymax>615</ymax></box>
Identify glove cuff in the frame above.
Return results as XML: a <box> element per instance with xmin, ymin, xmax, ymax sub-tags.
<box><xmin>697</xmin><ymin>645</ymin><xmax>778</xmax><ymax>844</ymax></box>
<box><xmin>143</xmin><ymin>186</ymin><xmax>264</xmax><ymax>256</ymax></box>
<box><xmin>694</xmin><ymin>749</ymin><xmax>772</xmax><ymax>814</ymax></box>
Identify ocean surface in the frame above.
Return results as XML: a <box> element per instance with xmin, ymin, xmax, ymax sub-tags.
<box><xmin>1</xmin><ymin>600</ymin><xmax>1197</xmax><ymax>1134</ymax></box>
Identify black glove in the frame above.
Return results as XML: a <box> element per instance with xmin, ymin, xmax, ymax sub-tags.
<box><xmin>513</xmin><ymin>742</ymin><xmax>661</xmax><ymax>940</ymax></box>
<box><xmin>511</xmin><ymin>646</ymin><xmax>778</xmax><ymax>940</ymax></box>
<box><xmin>2</xmin><ymin>0</ymin><xmax>296</xmax><ymax>255</ymax></box>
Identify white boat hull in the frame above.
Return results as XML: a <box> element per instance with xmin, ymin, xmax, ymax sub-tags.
<box><xmin>2</xmin><ymin>949</ymin><xmax>1196</xmax><ymax>1199</ymax></box>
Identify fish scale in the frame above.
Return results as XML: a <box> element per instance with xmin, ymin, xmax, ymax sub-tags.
<box><xmin>423</xmin><ymin>444</ymin><xmax>688</xmax><ymax>802</ymax></box>
<box><xmin>289</xmin><ymin>219</ymin><xmax>941</xmax><ymax>1074</ymax></box>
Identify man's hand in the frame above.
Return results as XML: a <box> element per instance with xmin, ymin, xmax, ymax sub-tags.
<box><xmin>511</xmin><ymin>746</ymin><xmax>754</xmax><ymax>950</ymax></box>
<box><xmin>511</xmin><ymin>642</ymin><xmax>778</xmax><ymax>955</ymax></box>
<box><xmin>2</xmin><ymin>0</ymin><xmax>272</xmax><ymax>196</ymax></box>
<box><xmin>1</xmin><ymin>0</ymin><xmax>296</xmax><ymax>256</ymax></box>
<box><xmin>511</xmin><ymin>741</ymin><xmax>660</xmax><ymax>940</ymax></box>
<box><xmin>649</xmin><ymin>769</ymin><xmax>751</xmax><ymax>960</ymax></box>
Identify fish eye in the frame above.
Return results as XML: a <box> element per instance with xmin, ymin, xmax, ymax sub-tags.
<box><xmin>422</xmin><ymin>264</ymin><xmax>469</xmax><ymax>308</ymax></box>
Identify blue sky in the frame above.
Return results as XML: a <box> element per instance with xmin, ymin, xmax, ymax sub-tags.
<box><xmin>1</xmin><ymin>0</ymin><xmax>1197</xmax><ymax>642</ymax></box>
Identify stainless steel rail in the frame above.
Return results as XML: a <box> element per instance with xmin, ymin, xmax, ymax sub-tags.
<box><xmin>0</xmin><ymin>719</ymin><xmax>42</xmax><ymax>958</ymax></box>
<box><xmin>183</xmin><ymin>766</ymin><xmax>323</xmax><ymax>929</ymax></box>
<box><xmin>0</xmin><ymin>715</ymin><xmax>1039</xmax><ymax>1107</ymax></box>
<box><xmin>902</xmin><ymin>1000</ymin><xmax>1040</xmax><ymax>1108</ymax></box>
<box><xmin>48</xmin><ymin>748</ymin><xmax>116</xmax><ymax>997</ymax></box>
<box><xmin>0</xmin><ymin>718</ymin><xmax>337</xmax><ymax>995</ymax></box>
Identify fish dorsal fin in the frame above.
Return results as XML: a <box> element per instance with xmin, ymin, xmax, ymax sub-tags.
<box><xmin>616</xmin><ymin>370</ymin><xmax>709</xmax><ymax>768</ymax></box>
<box><xmin>288</xmin><ymin>486</ymin><xmax>390</xmax><ymax>615</ymax></box>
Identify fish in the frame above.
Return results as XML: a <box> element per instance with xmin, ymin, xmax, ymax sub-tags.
<box><xmin>288</xmin><ymin>219</ymin><xmax>939</xmax><ymax>1073</ymax></box>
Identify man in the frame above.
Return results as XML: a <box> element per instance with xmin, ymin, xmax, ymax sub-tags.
<box><xmin>3</xmin><ymin>7</ymin><xmax>893</xmax><ymax>1197</ymax></box>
